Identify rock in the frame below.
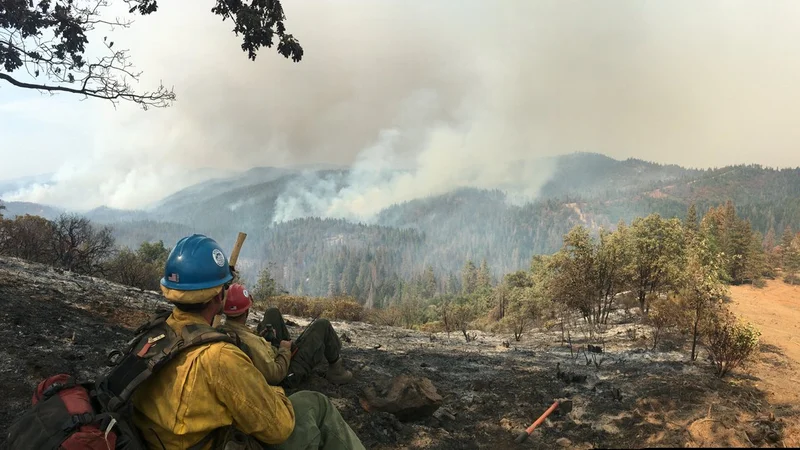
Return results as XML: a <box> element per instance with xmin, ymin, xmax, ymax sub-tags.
<box><xmin>499</xmin><ymin>417</ymin><xmax>514</xmax><ymax>431</ymax></box>
<box><xmin>360</xmin><ymin>375</ymin><xmax>443</xmax><ymax>422</ymax></box>
<box><xmin>558</xmin><ymin>399</ymin><xmax>574</xmax><ymax>415</ymax></box>
<box><xmin>556</xmin><ymin>437</ymin><xmax>572</xmax><ymax>447</ymax></box>
<box><xmin>364</xmin><ymin>411</ymin><xmax>404</xmax><ymax>444</ymax></box>
<box><xmin>340</xmin><ymin>332</ymin><xmax>352</xmax><ymax>343</ymax></box>
<box><xmin>433</xmin><ymin>407</ymin><xmax>456</xmax><ymax>422</ymax></box>
<box><xmin>746</xmin><ymin>429</ymin><xmax>765</xmax><ymax>444</ymax></box>
<box><xmin>766</xmin><ymin>430</ymin><xmax>780</xmax><ymax>443</ymax></box>
<box><xmin>462</xmin><ymin>392</ymin><xmax>476</xmax><ymax>404</ymax></box>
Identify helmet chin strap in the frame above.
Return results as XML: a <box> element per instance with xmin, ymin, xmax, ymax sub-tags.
<box><xmin>216</xmin><ymin>290</ymin><xmax>227</xmax><ymax>316</ymax></box>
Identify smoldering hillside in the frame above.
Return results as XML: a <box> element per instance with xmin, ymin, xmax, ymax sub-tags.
<box><xmin>3</xmin><ymin>153</ymin><xmax>800</xmax><ymax>303</ymax></box>
<box><xmin>0</xmin><ymin>256</ymin><xmax>792</xmax><ymax>449</ymax></box>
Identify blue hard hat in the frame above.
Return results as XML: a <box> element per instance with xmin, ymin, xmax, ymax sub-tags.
<box><xmin>161</xmin><ymin>234</ymin><xmax>234</xmax><ymax>291</ymax></box>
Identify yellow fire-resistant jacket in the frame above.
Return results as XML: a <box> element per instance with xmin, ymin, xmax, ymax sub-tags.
<box><xmin>222</xmin><ymin>319</ymin><xmax>291</xmax><ymax>385</ymax></box>
<box><xmin>131</xmin><ymin>309</ymin><xmax>295</xmax><ymax>450</ymax></box>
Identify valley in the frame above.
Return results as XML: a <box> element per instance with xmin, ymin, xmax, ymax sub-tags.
<box><xmin>3</xmin><ymin>153</ymin><xmax>800</xmax><ymax>305</ymax></box>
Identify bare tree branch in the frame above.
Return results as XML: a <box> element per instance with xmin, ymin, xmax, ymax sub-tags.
<box><xmin>0</xmin><ymin>71</ymin><xmax>174</xmax><ymax>108</ymax></box>
<box><xmin>1</xmin><ymin>0</ymin><xmax>302</xmax><ymax>108</ymax></box>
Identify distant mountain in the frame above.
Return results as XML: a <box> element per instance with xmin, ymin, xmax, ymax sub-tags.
<box><xmin>147</xmin><ymin>166</ymin><xmax>294</xmax><ymax>212</ymax></box>
<box><xmin>1</xmin><ymin>201</ymin><xmax>63</xmax><ymax>220</ymax></box>
<box><xmin>538</xmin><ymin>152</ymin><xmax>700</xmax><ymax>198</ymax></box>
<box><xmin>84</xmin><ymin>206</ymin><xmax>150</xmax><ymax>224</ymax></box>
<box><xmin>4</xmin><ymin>153</ymin><xmax>799</xmax><ymax>305</ymax></box>
<box><xmin>0</xmin><ymin>173</ymin><xmax>55</xmax><ymax>197</ymax></box>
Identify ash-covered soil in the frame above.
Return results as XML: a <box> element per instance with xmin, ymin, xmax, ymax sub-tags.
<box><xmin>1</xmin><ymin>256</ymin><xmax>794</xmax><ymax>449</ymax></box>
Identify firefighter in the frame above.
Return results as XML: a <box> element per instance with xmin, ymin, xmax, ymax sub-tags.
<box><xmin>131</xmin><ymin>234</ymin><xmax>364</xmax><ymax>449</ymax></box>
<box><xmin>222</xmin><ymin>283</ymin><xmax>354</xmax><ymax>387</ymax></box>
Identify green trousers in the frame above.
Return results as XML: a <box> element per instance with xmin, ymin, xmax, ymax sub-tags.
<box><xmin>258</xmin><ymin>308</ymin><xmax>343</xmax><ymax>385</ymax></box>
<box><xmin>264</xmin><ymin>391</ymin><xmax>365</xmax><ymax>450</ymax></box>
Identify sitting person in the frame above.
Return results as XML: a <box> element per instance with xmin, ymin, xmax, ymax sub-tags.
<box><xmin>221</xmin><ymin>283</ymin><xmax>354</xmax><ymax>387</ymax></box>
<box><xmin>132</xmin><ymin>233</ymin><xmax>364</xmax><ymax>449</ymax></box>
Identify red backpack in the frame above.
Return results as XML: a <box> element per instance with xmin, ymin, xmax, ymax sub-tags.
<box><xmin>29</xmin><ymin>374</ymin><xmax>119</xmax><ymax>450</ymax></box>
<box><xmin>4</xmin><ymin>310</ymin><xmax>237</xmax><ymax>450</ymax></box>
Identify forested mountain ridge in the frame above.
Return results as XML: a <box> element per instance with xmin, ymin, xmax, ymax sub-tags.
<box><xmin>536</xmin><ymin>152</ymin><xmax>701</xmax><ymax>198</ymax></box>
<box><xmin>2</xmin><ymin>153</ymin><xmax>800</xmax><ymax>305</ymax></box>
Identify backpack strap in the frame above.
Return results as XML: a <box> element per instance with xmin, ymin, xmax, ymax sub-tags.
<box><xmin>38</xmin><ymin>376</ymin><xmax>77</xmax><ymax>401</ymax></box>
<box><xmin>98</xmin><ymin>316</ymin><xmax>235</xmax><ymax>412</ymax></box>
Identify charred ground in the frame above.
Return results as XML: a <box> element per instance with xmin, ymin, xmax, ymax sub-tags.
<box><xmin>0</xmin><ymin>257</ymin><xmax>795</xmax><ymax>449</ymax></box>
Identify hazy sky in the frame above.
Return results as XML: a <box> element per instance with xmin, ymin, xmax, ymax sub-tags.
<box><xmin>3</xmin><ymin>0</ymin><xmax>800</xmax><ymax>210</ymax></box>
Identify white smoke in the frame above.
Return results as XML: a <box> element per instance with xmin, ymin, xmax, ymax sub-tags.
<box><xmin>271</xmin><ymin>122</ymin><xmax>558</xmax><ymax>223</ymax></box>
<box><xmin>6</xmin><ymin>0</ymin><xmax>800</xmax><ymax>211</ymax></box>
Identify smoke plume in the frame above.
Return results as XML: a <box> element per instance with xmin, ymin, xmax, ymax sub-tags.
<box><xmin>6</xmin><ymin>1</ymin><xmax>800</xmax><ymax>213</ymax></box>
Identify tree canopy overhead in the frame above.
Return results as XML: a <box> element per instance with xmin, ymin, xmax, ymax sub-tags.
<box><xmin>0</xmin><ymin>0</ymin><xmax>303</xmax><ymax>108</ymax></box>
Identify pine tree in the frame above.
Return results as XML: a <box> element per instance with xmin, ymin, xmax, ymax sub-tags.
<box><xmin>762</xmin><ymin>227</ymin><xmax>779</xmax><ymax>276</ymax></box>
<box><xmin>421</xmin><ymin>266</ymin><xmax>437</xmax><ymax>299</ymax></box>
<box><xmin>253</xmin><ymin>265</ymin><xmax>281</xmax><ymax>301</ymax></box>
<box><xmin>785</xmin><ymin>233</ymin><xmax>800</xmax><ymax>285</ymax></box>
<box><xmin>477</xmin><ymin>259</ymin><xmax>492</xmax><ymax>290</ymax></box>
<box><xmin>462</xmin><ymin>260</ymin><xmax>478</xmax><ymax>294</ymax></box>
<box><xmin>446</xmin><ymin>273</ymin><xmax>460</xmax><ymax>295</ymax></box>
<box><xmin>763</xmin><ymin>227</ymin><xmax>776</xmax><ymax>253</ymax></box>
<box><xmin>745</xmin><ymin>231</ymin><xmax>767</xmax><ymax>283</ymax></box>
<box><xmin>781</xmin><ymin>226</ymin><xmax>794</xmax><ymax>268</ymax></box>
<box><xmin>727</xmin><ymin>218</ymin><xmax>753</xmax><ymax>284</ymax></box>
<box><xmin>685</xmin><ymin>203</ymin><xmax>699</xmax><ymax>236</ymax></box>
<box><xmin>327</xmin><ymin>273</ymin><xmax>339</xmax><ymax>297</ymax></box>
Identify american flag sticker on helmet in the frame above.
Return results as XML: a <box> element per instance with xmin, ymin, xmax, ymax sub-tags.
<box><xmin>168</xmin><ymin>273</ymin><xmax>179</xmax><ymax>282</ymax></box>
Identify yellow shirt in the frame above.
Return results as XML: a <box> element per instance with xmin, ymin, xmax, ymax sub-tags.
<box><xmin>222</xmin><ymin>319</ymin><xmax>292</xmax><ymax>386</ymax></box>
<box><xmin>131</xmin><ymin>309</ymin><xmax>295</xmax><ymax>450</ymax></box>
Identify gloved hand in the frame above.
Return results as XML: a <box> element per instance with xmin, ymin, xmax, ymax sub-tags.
<box><xmin>259</xmin><ymin>324</ymin><xmax>281</xmax><ymax>348</ymax></box>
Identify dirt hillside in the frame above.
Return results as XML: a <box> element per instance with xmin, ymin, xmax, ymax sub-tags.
<box><xmin>0</xmin><ymin>256</ymin><xmax>796</xmax><ymax>449</ymax></box>
<box><xmin>729</xmin><ymin>280</ymin><xmax>800</xmax><ymax>447</ymax></box>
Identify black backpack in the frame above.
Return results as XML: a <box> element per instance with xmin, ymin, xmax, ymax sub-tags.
<box><xmin>4</xmin><ymin>310</ymin><xmax>238</xmax><ymax>450</ymax></box>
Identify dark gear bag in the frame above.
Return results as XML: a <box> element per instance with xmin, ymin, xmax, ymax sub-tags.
<box><xmin>5</xmin><ymin>310</ymin><xmax>239</xmax><ymax>450</ymax></box>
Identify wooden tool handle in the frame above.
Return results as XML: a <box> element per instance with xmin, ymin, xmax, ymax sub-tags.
<box><xmin>515</xmin><ymin>400</ymin><xmax>560</xmax><ymax>444</ymax></box>
<box><xmin>229</xmin><ymin>232</ymin><xmax>247</xmax><ymax>268</ymax></box>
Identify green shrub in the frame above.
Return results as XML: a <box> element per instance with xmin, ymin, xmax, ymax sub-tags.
<box><xmin>704</xmin><ymin>311</ymin><xmax>761</xmax><ymax>378</ymax></box>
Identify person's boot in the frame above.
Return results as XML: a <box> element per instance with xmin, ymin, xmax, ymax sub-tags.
<box><xmin>327</xmin><ymin>358</ymin><xmax>354</xmax><ymax>385</ymax></box>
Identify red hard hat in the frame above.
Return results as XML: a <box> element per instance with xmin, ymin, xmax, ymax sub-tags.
<box><xmin>224</xmin><ymin>284</ymin><xmax>252</xmax><ymax>317</ymax></box>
